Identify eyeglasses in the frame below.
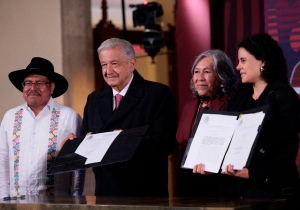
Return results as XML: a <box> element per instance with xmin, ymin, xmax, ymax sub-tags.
<box><xmin>21</xmin><ymin>81</ymin><xmax>51</xmax><ymax>89</ymax></box>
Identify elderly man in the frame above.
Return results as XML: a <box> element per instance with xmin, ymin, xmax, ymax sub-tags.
<box><xmin>0</xmin><ymin>57</ymin><xmax>84</xmax><ymax>197</ymax></box>
<box><xmin>80</xmin><ymin>38</ymin><xmax>177</xmax><ymax>196</ymax></box>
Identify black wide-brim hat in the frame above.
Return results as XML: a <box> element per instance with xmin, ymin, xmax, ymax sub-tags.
<box><xmin>8</xmin><ymin>57</ymin><xmax>68</xmax><ymax>98</ymax></box>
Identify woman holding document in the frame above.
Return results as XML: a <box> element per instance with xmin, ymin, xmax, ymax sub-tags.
<box><xmin>214</xmin><ymin>33</ymin><xmax>299</xmax><ymax>208</ymax></box>
<box><xmin>176</xmin><ymin>49</ymin><xmax>238</xmax><ymax>197</ymax></box>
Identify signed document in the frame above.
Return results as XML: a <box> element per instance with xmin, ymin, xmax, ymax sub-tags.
<box><xmin>181</xmin><ymin>108</ymin><xmax>266</xmax><ymax>173</ymax></box>
<box><xmin>182</xmin><ymin>113</ymin><xmax>237</xmax><ymax>173</ymax></box>
<box><xmin>75</xmin><ymin>131</ymin><xmax>121</xmax><ymax>164</ymax></box>
<box><xmin>221</xmin><ymin>111</ymin><xmax>265</xmax><ymax>171</ymax></box>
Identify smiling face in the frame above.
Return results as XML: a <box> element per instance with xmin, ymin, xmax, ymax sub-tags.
<box><xmin>192</xmin><ymin>57</ymin><xmax>221</xmax><ymax>99</ymax></box>
<box><xmin>23</xmin><ymin>74</ymin><xmax>55</xmax><ymax>113</ymax></box>
<box><xmin>100</xmin><ymin>46</ymin><xmax>136</xmax><ymax>92</ymax></box>
<box><xmin>236</xmin><ymin>47</ymin><xmax>265</xmax><ymax>84</ymax></box>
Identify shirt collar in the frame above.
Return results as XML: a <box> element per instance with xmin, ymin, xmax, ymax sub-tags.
<box><xmin>25</xmin><ymin>97</ymin><xmax>54</xmax><ymax>114</ymax></box>
<box><xmin>112</xmin><ymin>74</ymin><xmax>134</xmax><ymax>97</ymax></box>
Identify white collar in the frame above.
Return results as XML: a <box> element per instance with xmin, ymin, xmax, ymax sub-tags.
<box><xmin>25</xmin><ymin>97</ymin><xmax>54</xmax><ymax>118</ymax></box>
<box><xmin>112</xmin><ymin>74</ymin><xmax>134</xmax><ymax>97</ymax></box>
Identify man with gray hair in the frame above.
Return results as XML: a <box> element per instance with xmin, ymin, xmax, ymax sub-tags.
<box><xmin>80</xmin><ymin>38</ymin><xmax>177</xmax><ymax>196</ymax></box>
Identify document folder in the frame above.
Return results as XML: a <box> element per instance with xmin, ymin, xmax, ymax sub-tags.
<box><xmin>49</xmin><ymin>125</ymin><xmax>149</xmax><ymax>175</ymax></box>
<box><xmin>181</xmin><ymin>106</ymin><xmax>268</xmax><ymax>173</ymax></box>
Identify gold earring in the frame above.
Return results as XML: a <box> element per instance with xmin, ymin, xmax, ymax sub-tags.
<box><xmin>260</xmin><ymin>66</ymin><xmax>265</xmax><ymax>73</ymax></box>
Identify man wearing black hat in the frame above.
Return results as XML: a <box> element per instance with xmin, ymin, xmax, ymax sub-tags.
<box><xmin>0</xmin><ymin>57</ymin><xmax>85</xmax><ymax>197</ymax></box>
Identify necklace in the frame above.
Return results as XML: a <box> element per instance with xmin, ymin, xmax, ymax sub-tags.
<box><xmin>198</xmin><ymin>93</ymin><xmax>220</xmax><ymax>110</ymax></box>
<box><xmin>191</xmin><ymin>94</ymin><xmax>219</xmax><ymax>131</ymax></box>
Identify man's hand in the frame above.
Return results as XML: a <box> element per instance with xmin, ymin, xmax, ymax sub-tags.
<box><xmin>60</xmin><ymin>133</ymin><xmax>77</xmax><ymax>150</ymax></box>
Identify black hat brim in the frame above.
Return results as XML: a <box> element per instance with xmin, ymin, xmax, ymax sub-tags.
<box><xmin>8</xmin><ymin>69</ymin><xmax>68</xmax><ymax>98</ymax></box>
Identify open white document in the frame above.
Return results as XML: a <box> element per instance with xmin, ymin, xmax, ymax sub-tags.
<box><xmin>182</xmin><ymin>113</ymin><xmax>238</xmax><ymax>173</ymax></box>
<box><xmin>75</xmin><ymin>130</ymin><xmax>121</xmax><ymax>164</ymax></box>
<box><xmin>181</xmin><ymin>108</ymin><xmax>266</xmax><ymax>173</ymax></box>
<box><xmin>221</xmin><ymin>111</ymin><xmax>265</xmax><ymax>171</ymax></box>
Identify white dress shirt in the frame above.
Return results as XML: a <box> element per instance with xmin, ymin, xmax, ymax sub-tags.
<box><xmin>112</xmin><ymin>74</ymin><xmax>133</xmax><ymax>110</ymax></box>
<box><xmin>0</xmin><ymin>97</ymin><xmax>82</xmax><ymax>196</ymax></box>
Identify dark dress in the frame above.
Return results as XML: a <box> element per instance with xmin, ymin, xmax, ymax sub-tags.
<box><xmin>227</xmin><ymin>81</ymin><xmax>300</xmax><ymax>201</ymax></box>
<box><xmin>81</xmin><ymin>70</ymin><xmax>177</xmax><ymax>197</ymax></box>
<box><xmin>176</xmin><ymin>94</ymin><xmax>230</xmax><ymax>197</ymax></box>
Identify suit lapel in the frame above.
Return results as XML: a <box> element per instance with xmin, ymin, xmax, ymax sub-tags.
<box><xmin>95</xmin><ymin>87</ymin><xmax>114</xmax><ymax>129</ymax></box>
<box><xmin>108</xmin><ymin>94</ymin><xmax>139</xmax><ymax>122</ymax></box>
<box><xmin>104</xmin><ymin>70</ymin><xmax>144</xmax><ymax>129</ymax></box>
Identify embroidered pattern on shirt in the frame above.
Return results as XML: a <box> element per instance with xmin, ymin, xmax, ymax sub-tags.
<box><xmin>46</xmin><ymin>108</ymin><xmax>60</xmax><ymax>195</ymax></box>
<box><xmin>12</xmin><ymin>108</ymin><xmax>23</xmax><ymax>196</ymax></box>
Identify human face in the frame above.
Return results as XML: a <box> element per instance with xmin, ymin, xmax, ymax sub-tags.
<box><xmin>23</xmin><ymin>74</ymin><xmax>54</xmax><ymax>111</ymax></box>
<box><xmin>236</xmin><ymin>47</ymin><xmax>265</xmax><ymax>84</ymax></box>
<box><xmin>100</xmin><ymin>46</ymin><xmax>136</xmax><ymax>92</ymax></box>
<box><xmin>192</xmin><ymin>57</ymin><xmax>221</xmax><ymax>99</ymax></box>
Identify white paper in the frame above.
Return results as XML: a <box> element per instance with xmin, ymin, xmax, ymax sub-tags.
<box><xmin>75</xmin><ymin>131</ymin><xmax>121</xmax><ymax>164</ymax></box>
<box><xmin>221</xmin><ymin>112</ymin><xmax>265</xmax><ymax>171</ymax></box>
<box><xmin>182</xmin><ymin>113</ymin><xmax>238</xmax><ymax>173</ymax></box>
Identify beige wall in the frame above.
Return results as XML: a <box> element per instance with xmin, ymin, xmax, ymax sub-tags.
<box><xmin>0</xmin><ymin>0</ymin><xmax>94</xmax><ymax>119</ymax></box>
<box><xmin>0</xmin><ymin>0</ymin><xmax>63</xmax><ymax>118</ymax></box>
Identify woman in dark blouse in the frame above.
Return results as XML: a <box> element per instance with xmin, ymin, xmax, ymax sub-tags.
<box><xmin>221</xmin><ymin>33</ymin><xmax>300</xmax><ymax>209</ymax></box>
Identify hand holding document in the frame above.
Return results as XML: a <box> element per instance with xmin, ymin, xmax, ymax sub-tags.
<box><xmin>182</xmin><ymin>113</ymin><xmax>238</xmax><ymax>173</ymax></box>
<box><xmin>49</xmin><ymin>126</ymin><xmax>149</xmax><ymax>175</ymax></box>
<box><xmin>75</xmin><ymin>131</ymin><xmax>121</xmax><ymax>164</ymax></box>
<box><xmin>181</xmin><ymin>107</ymin><xmax>267</xmax><ymax>173</ymax></box>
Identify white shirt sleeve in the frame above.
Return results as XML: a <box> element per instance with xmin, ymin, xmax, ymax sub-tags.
<box><xmin>56</xmin><ymin>107</ymin><xmax>82</xmax><ymax>152</ymax></box>
<box><xmin>0</xmin><ymin>111</ymin><xmax>13</xmax><ymax>197</ymax></box>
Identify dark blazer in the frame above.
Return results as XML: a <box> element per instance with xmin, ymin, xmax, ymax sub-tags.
<box><xmin>228</xmin><ymin>81</ymin><xmax>300</xmax><ymax>198</ymax></box>
<box><xmin>81</xmin><ymin>70</ymin><xmax>177</xmax><ymax>196</ymax></box>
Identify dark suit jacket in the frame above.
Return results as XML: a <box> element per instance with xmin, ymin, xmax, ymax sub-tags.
<box><xmin>228</xmin><ymin>81</ymin><xmax>300</xmax><ymax>198</ymax></box>
<box><xmin>81</xmin><ymin>70</ymin><xmax>177</xmax><ymax>196</ymax></box>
